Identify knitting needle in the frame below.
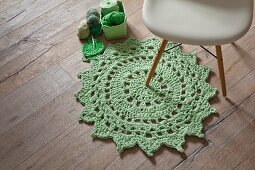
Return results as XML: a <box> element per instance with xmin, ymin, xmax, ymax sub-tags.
<box><xmin>91</xmin><ymin>35</ymin><xmax>96</xmax><ymax>48</ymax></box>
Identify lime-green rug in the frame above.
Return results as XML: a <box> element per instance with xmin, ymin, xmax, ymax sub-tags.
<box><xmin>75</xmin><ymin>38</ymin><xmax>216</xmax><ymax>156</ymax></box>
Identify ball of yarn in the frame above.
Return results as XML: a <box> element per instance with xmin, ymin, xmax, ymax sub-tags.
<box><xmin>110</xmin><ymin>11</ymin><xmax>125</xmax><ymax>25</ymax></box>
<box><xmin>100</xmin><ymin>0</ymin><xmax>119</xmax><ymax>16</ymax></box>
<box><xmin>77</xmin><ymin>20</ymin><xmax>91</xmax><ymax>39</ymax></box>
<box><xmin>90</xmin><ymin>24</ymin><xmax>102</xmax><ymax>37</ymax></box>
<box><xmin>86</xmin><ymin>8</ymin><xmax>100</xmax><ymax>19</ymax></box>
<box><xmin>102</xmin><ymin>11</ymin><xmax>125</xmax><ymax>26</ymax></box>
<box><xmin>87</xmin><ymin>14</ymin><xmax>100</xmax><ymax>28</ymax></box>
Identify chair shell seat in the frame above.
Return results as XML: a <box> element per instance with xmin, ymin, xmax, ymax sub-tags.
<box><xmin>143</xmin><ymin>0</ymin><xmax>253</xmax><ymax>45</ymax></box>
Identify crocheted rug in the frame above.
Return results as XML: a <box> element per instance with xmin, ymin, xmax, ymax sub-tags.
<box><xmin>75</xmin><ymin>38</ymin><xmax>217</xmax><ymax>156</ymax></box>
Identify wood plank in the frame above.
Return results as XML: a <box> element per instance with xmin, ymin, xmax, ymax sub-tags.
<box><xmin>127</xmin><ymin>8</ymin><xmax>150</xmax><ymax>39</ymax></box>
<box><xmin>174</xmin><ymin>93</ymin><xmax>255</xmax><ymax>170</ymax></box>
<box><xmin>234</xmin><ymin>155</ymin><xmax>255</xmax><ymax>170</ymax></box>
<box><xmin>20</xmin><ymin>124</ymin><xmax>103</xmax><ymax>170</ymax></box>
<box><xmin>0</xmin><ymin>0</ymin><xmax>39</xmax><ymax>24</ymax></box>
<box><xmin>0</xmin><ymin>0</ymin><xmax>97</xmax><ymax>70</ymax></box>
<box><xmin>0</xmin><ymin>65</ymin><xmax>76</xmax><ymax>135</ymax></box>
<box><xmin>76</xmin><ymin>142</ymin><xmax>119</xmax><ymax>170</ymax></box>
<box><xmin>0</xmin><ymin>0</ymin><xmax>96</xmax><ymax>54</ymax></box>
<box><xmin>0</xmin><ymin>83</ymin><xmax>83</xmax><ymax>170</ymax></box>
<box><xmin>203</xmin><ymin>117</ymin><xmax>255</xmax><ymax>169</ymax></box>
<box><xmin>0</xmin><ymin>32</ymin><xmax>79</xmax><ymax>98</ymax></box>
<box><xmin>58</xmin><ymin>51</ymin><xmax>90</xmax><ymax>82</ymax></box>
<box><xmin>104</xmin><ymin>148</ymin><xmax>148</xmax><ymax>170</ymax></box>
<box><xmin>0</xmin><ymin>0</ymin><xmax>68</xmax><ymax>39</ymax></box>
<box><xmin>10</xmin><ymin>87</ymin><xmax>104</xmax><ymax>169</ymax></box>
<box><xmin>0</xmin><ymin>0</ymin><xmax>28</xmax><ymax>13</ymax></box>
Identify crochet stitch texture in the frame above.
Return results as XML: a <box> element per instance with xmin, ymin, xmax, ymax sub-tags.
<box><xmin>75</xmin><ymin>38</ymin><xmax>217</xmax><ymax>156</ymax></box>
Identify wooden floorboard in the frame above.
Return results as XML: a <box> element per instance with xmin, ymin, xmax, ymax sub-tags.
<box><xmin>0</xmin><ymin>65</ymin><xmax>76</xmax><ymax>135</ymax></box>
<box><xmin>175</xmin><ymin>94</ymin><xmax>255</xmax><ymax>170</ymax></box>
<box><xmin>0</xmin><ymin>0</ymin><xmax>254</xmax><ymax>169</ymax></box>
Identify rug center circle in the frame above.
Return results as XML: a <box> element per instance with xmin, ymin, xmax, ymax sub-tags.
<box><xmin>103</xmin><ymin>55</ymin><xmax>184</xmax><ymax>122</ymax></box>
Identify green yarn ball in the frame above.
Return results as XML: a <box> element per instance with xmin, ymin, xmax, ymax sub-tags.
<box><xmin>90</xmin><ymin>24</ymin><xmax>102</xmax><ymax>36</ymax></box>
<box><xmin>77</xmin><ymin>20</ymin><xmax>90</xmax><ymax>39</ymax></box>
<box><xmin>100</xmin><ymin>0</ymin><xmax>119</xmax><ymax>16</ymax></box>
<box><xmin>86</xmin><ymin>8</ymin><xmax>100</xmax><ymax>19</ymax></box>
<box><xmin>111</xmin><ymin>11</ymin><xmax>125</xmax><ymax>25</ymax></box>
<box><xmin>102</xmin><ymin>11</ymin><xmax>125</xmax><ymax>26</ymax></box>
<box><xmin>87</xmin><ymin>14</ymin><xmax>100</xmax><ymax>28</ymax></box>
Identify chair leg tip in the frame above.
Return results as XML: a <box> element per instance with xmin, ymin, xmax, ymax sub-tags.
<box><xmin>145</xmin><ymin>79</ymin><xmax>151</xmax><ymax>86</ymax></box>
<box><xmin>223</xmin><ymin>92</ymin><xmax>227</xmax><ymax>97</ymax></box>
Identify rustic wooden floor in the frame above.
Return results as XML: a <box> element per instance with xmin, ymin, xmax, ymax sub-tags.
<box><xmin>0</xmin><ymin>0</ymin><xmax>255</xmax><ymax>169</ymax></box>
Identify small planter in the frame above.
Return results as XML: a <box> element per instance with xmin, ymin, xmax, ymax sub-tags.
<box><xmin>101</xmin><ymin>1</ymin><xmax>127</xmax><ymax>40</ymax></box>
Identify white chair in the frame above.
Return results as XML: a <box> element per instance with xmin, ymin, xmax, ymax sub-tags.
<box><xmin>143</xmin><ymin>0</ymin><xmax>254</xmax><ymax>96</ymax></box>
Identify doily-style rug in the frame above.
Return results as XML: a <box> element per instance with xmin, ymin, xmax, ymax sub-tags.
<box><xmin>75</xmin><ymin>38</ymin><xmax>217</xmax><ymax>156</ymax></box>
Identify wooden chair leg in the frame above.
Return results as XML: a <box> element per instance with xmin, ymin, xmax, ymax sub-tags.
<box><xmin>215</xmin><ymin>45</ymin><xmax>227</xmax><ymax>97</ymax></box>
<box><xmin>145</xmin><ymin>39</ymin><xmax>168</xmax><ymax>86</ymax></box>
